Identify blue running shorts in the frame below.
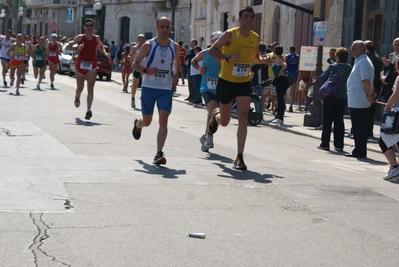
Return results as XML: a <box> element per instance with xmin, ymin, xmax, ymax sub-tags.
<box><xmin>141</xmin><ymin>86</ymin><xmax>172</xmax><ymax>115</ymax></box>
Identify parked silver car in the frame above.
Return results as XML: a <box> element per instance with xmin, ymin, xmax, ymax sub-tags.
<box><xmin>57</xmin><ymin>43</ymin><xmax>74</xmax><ymax>74</ymax></box>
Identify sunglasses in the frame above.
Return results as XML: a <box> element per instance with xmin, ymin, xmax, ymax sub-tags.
<box><xmin>85</xmin><ymin>24</ymin><xmax>94</xmax><ymax>27</ymax></box>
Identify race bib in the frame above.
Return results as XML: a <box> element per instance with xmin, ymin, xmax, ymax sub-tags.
<box><xmin>14</xmin><ymin>55</ymin><xmax>22</xmax><ymax>60</ymax></box>
<box><xmin>207</xmin><ymin>77</ymin><xmax>218</xmax><ymax>90</ymax></box>
<box><xmin>36</xmin><ymin>55</ymin><xmax>43</xmax><ymax>60</ymax></box>
<box><xmin>232</xmin><ymin>63</ymin><xmax>250</xmax><ymax>76</ymax></box>
<box><xmin>151</xmin><ymin>69</ymin><xmax>169</xmax><ymax>81</ymax></box>
<box><xmin>80</xmin><ymin>61</ymin><xmax>93</xmax><ymax>70</ymax></box>
<box><xmin>49</xmin><ymin>51</ymin><xmax>56</xmax><ymax>57</ymax></box>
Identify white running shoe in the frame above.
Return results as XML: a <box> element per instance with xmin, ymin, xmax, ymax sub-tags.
<box><xmin>199</xmin><ymin>134</ymin><xmax>209</xmax><ymax>152</ymax></box>
<box><xmin>383</xmin><ymin>166</ymin><xmax>399</xmax><ymax>180</ymax></box>
<box><xmin>36</xmin><ymin>84</ymin><xmax>40</xmax><ymax>90</ymax></box>
<box><xmin>271</xmin><ymin>118</ymin><xmax>283</xmax><ymax>124</ymax></box>
<box><xmin>15</xmin><ymin>88</ymin><xmax>20</xmax><ymax>95</ymax></box>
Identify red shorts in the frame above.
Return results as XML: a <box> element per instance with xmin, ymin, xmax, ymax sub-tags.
<box><xmin>122</xmin><ymin>66</ymin><xmax>131</xmax><ymax>73</ymax></box>
<box><xmin>76</xmin><ymin>59</ymin><xmax>98</xmax><ymax>76</ymax></box>
<box><xmin>48</xmin><ymin>56</ymin><xmax>59</xmax><ymax>65</ymax></box>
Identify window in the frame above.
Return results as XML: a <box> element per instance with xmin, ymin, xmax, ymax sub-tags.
<box><xmin>253</xmin><ymin>0</ymin><xmax>263</xmax><ymax>5</ymax></box>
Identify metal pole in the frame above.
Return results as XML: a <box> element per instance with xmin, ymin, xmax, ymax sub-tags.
<box><xmin>303</xmin><ymin>0</ymin><xmax>325</xmax><ymax>127</ymax></box>
<box><xmin>170</xmin><ymin>0</ymin><xmax>177</xmax><ymax>40</ymax></box>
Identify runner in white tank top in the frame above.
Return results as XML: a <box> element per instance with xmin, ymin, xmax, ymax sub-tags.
<box><xmin>0</xmin><ymin>30</ymin><xmax>14</xmax><ymax>87</ymax></box>
<box><xmin>131</xmin><ymin>16</ymin><xmax>180</xmax><ymax>166</ymax></box>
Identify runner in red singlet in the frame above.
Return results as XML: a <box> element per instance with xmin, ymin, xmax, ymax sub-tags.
<box><xmin>47</xmin><ymin>33</ymin><xmax>62</xmax><ymax>89</ymax></box>
<box><xmin>66</xmin><ymin>18</ymin><xmax>110</xmax><ymax>120</ymax></box>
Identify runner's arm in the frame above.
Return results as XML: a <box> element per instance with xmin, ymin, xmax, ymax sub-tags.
<box><xmin>173</xmin><ymin>43</ymin><xmax>181</xmax><ymax>85</ymax></box>
<box><xmin>191</xmin><ymin>50</ymin><xmax>206</xmax><ymax>74</ymax></box>
<box><xmin>96</xmin><ymin>36</ymin><xmax>110</xmax><ymax>58</ymax></box>
<box><xmin>65</xmin><ymin>35</ymin><xmax>82</xmax><ymax>50</ymax></box>
<box><xmin>6</xmin><ymin>44</ymin><xmax>13</xmax><ymax>58</ymax></box>
<box><xmin>132</xmin><ymin>42</ymin><xmax>151</xmax><ymax>73</ymax></box>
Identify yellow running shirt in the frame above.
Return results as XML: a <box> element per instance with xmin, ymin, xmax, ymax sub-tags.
<box><xmin>219</xmin><ymin>27</ymin><xmax>258</xmax><ymax>83</ymax></box>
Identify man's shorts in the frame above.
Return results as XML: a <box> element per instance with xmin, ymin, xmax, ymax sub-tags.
<box><xmin>133</xmin><ymin>70</ymin><xmax>141</xmax><ymax>79</ymax></box>
<box><xmin>216</xmin><ymin>78</ymin><xmax>252</xmax><ymax>105</ymax></box>
<box><xmin>0</xmin><ymin>57</ymin><xmax>11</xmax><ymax>63</ymax></box>
<box><xmin>33</xmin><ymin>60</ymin><xmax>45</xmax><ymax>69</ymax></box>
<box><xmin>141</xmin><ymin>86</ymin><xmax>172</xmax><ymax>115</ymax></box>
<box><xmin>201</xmin><ymin>91</ymin><xmax>218</xmax><ymax>105</ymax></box>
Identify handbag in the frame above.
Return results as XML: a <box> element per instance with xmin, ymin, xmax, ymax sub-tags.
<box><xmin>381</xmin><ymin>110</ymin><xmax>399</xmax><ymax>134</ymax></box>
<box><xmin>317</xmin><ymin>65</ymin><xmax>338</xmax><ymax>101</ymax></box>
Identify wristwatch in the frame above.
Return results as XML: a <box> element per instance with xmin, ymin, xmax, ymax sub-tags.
<box><xmin>225</xmin><ymin>55</ymin><xmax>231</xmax><ymax>61</ymax></box>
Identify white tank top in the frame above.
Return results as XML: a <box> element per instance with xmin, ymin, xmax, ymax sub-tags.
<box><xmin>0</xmin><ymin>38</ymin><xmax>13</xmax><ymax>59</ymax></box>
<box><xmin>142</xmin><ymin>38</ymin><xmax>176</xmax><ymax>90</ymax></box>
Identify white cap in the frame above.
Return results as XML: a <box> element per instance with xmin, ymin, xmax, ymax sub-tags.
<box><xmin>211</xmin><ymin>31</ymin><xmax>223</xmax><ymax>41</ymax></box>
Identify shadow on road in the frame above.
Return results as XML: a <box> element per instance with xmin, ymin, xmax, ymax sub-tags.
<box><xmin>64</xmin><ymin>118</ymin><xmax>104</xmax><ymax>126</ymax></box>
<box><xmin>213</xmin><ymin>163</ymin><xmax>283</xmax><ymax>184</ymax></box>
<box><xmin>135</xmin><ymin>159</ymin><xmax>186</xmax><ymax>179</ymax></box>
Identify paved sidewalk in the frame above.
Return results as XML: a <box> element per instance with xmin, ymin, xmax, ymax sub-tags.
<box><xmin>111</xmin><ymin>71</ymin><xmax>382</xmax><ymax>154</ymax></box>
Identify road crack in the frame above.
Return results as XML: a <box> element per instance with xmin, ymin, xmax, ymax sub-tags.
<box><xmin>29</xmin><ymin>213</ymin><xmax>71</xmax><ymax>266</ymax></box>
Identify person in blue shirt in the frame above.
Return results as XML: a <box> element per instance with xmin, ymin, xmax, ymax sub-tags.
<box><xmin>285</xmin><ymin>46</ymin><xmax>300</xmax><ymax>112</ymax></box>
<box><xmin>110</xmin><ymin>41</ymin><xmax>116</xmax><ymax>68</ymax></box>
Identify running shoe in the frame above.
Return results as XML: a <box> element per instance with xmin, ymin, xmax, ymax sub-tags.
<box><xmin>50</xmin><ymin>83</ymin><xmax>54</xmax><ymax>89</ymax></box>
<box><xmin>132</xmin><ymin>118</ymin><xmax>141</xmax><ymax>140</ymax></box>
<box><xmin>10</xmin><ymin>78</ymin><xmax>15</xmax><ymax>87</ymax></box>
<box><xmin>74</xmin><ymin>97</ymin><xmax>80</xmax><ymax>108</ymax></box>
<box><xmin>153</xmin><ymin>151</ymin><xmax>166</xmax><ymax>165</ymax></box>
<box><xmin>233</xmin><ymin>154</ymin><xmax>247</xmax><ymax>171</ymax></box>
<box><xmin>131</xmin><ymin>97</ymin><xmax>136</xmax><ymax>109</ymax></box>
<box><xmin>36</xmin><ymin>84</ymin><xmax>40</xmax><ymax>90</ymax></box>
<box><xmin>21</xmin><ymin>77</ymin><xmax>24</xmax><ymax>84</ymax></box>
<box><xmin>208</xmin><ymin>107</ymin><xmax>220</xmax><ymax>134</ymax></box>
<box><xmin>15</xmin><ymin>88</ymin><xmax>20</xmax><ymax>95</ymax></box>
<box><xmin>199</xmin><ymin>134</ymin><xmax>209</xmax><ymax>152</ymax></box>
<box><xmin>85</xmin><ymin>110</ymin><xmax>92</xmax><ymax>120</ymax></box>
<box><xmin>383</xmin><ymin>166</ymin><xmax>399</xmax><ymax>180</ymax></box>
<box><xmin>3</xmin><ymin>80</ymin><xmax>7</xmax><ymax>87</ymax></box>
<box><xmin>271</xmin><ymin>118</ymin><xmax>283</xmax><ymax>124</ymax></box>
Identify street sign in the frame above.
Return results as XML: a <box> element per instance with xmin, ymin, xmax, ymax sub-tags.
<box><xmin>26</xmin><ymin>18</ymin><xmax>31</xmax><ymax>25</ymax></box>
<box><xmin>49</xmin><ymin>21</ymin><xmax>58</xmax><ymax>32</ymax></box>
<box><xmin>66</xmin><ymin>8</ymin><xmax>73</xmax><ymax>23</ymax></box>
<box><xmin>299</xmin><ymin>46</ymin><xmax>334</xmax><ymax>72</ymax></box>
<box><xmin>313</xmin><ymin>21</ymin><xmax>327</xmax><ymax>46</ymax></box>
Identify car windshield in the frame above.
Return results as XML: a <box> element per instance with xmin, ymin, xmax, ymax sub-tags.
<box><xmin>62</xmin><ymin>44</ymin><xmax>74</xmax><ymax>55</ymax></box>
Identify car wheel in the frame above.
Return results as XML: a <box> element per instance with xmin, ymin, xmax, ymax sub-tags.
<box><xmin>106</xmin><ymin>74</ymin><xmax>111</xmax><ymax>81</ymax></box>
<box><xmin>68</xmin><ymin>66</ymin><xmax>73</xmax><ymax>77</ymax></box>
<box><xmin>57</xmin><ymin>63</ymin><xmax>64</xmax><ymax>74</ymax></box>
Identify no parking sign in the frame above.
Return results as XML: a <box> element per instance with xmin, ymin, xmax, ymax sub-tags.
<box><xmin>49</xmin><ymin>21</ymin><xmax>58</xmax><ymax>32</ymax></box>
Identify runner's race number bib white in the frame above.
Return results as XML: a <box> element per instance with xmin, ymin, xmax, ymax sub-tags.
<box><xmin>14</xmin><ymin>55</ymin><xmax>23</xmax><ymax>60</ymax></box>
<box><xmin>49</xmin><ymin>51</ymin><xmax>56</xmax><ymax>57</ymax></box>
<box><xmin>207</xmin><ymin>77</ymin><xmax>218</xmax><ymax>89</ymax></box>
<box><xmin>80</xmin><ymin>61</ymin><xmax>93</xmax><ymax>70</ymax></box>
<box><xmin>151</xmin><ymin>69</ymin><xmax>169</xmax><ymax>82</ymax></box>
<box><xmin>232</xmin><ymin>63</ymin><xmax>250</xmax><ymax>76</ymax></box>
<box><xmin>35</xmin><ymin>55</ymin><xmax>43</xmax><ymax>60</ymax></box>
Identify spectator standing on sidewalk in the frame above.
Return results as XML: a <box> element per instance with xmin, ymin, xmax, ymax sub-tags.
<box><xmin>316</xmin><ymin>47</ymin><xmax>352</xmax><ymax>152</ymax></box>
<box><xmin>251</xmin><ymin>42</ymin><xmax>269</xmax><ymax>118</ymax></box>
<box><xmin>345</xmin><ymin>40</ymin><xmax>374</xmax><ymax>158</ymax></box>
<box><xmin>365</xmin><ymin>40</ymin><xmax>382</xmax><ymax>138</ymax></box>
<box><xmin>286</xmin><ymin>46</ymin><xmax>300</xmax><ymax>112</ymax></box>
<box><xmin>178</xmin><ymin>41</ymin><xmax>186</xmax><ymax>85</ymax></box>
<box><xmin>380</xmin><ymin>38</ymin><xmax>399</xmax><ymax>102</ymax></box>
<box><xmin>271</xmin><ymin>45</ymin><xmax>288</xmax><ymax>124</ymax></box>
<box><xmin>190</xmin><ymin>46</ymin><xmax>203</xmax><ymax>106</ymax></box>
<box><xmin>184</xmin><ymin>39</ymin><xmax>197</xmax><ymax>102</ymax></box>
<box><xmin>110</xmin><ymin>41</ymin><xmax>116</xmax><ymax>68</ymax></box>
<box><xmin>131</xmin><ymin>16</ymin><xmax>180</xmax><ymax>166</ymax></box>
<box><xmin>0</xmin><ymin>30</ymin><xmax>14</xmax><ymax>87</ymax></box>
<box><xmin>116</xmin><ymin>41</ymin><xmax>123</xmax><ymax>69</ymax></box>
<box><xmin>207</xmin><ymin>6</ymin><xmax>271</xmax><ymax>170</ymax></box>
<box><xmin>192</xmin><ymin>31</ymin><xmax>223</xmax><ymax>152</ymax></box>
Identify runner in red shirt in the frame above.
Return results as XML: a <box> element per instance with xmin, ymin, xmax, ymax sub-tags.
<box><xmin>178</xmin><ymin>41</ymin><xmax>186</xmax><ymax>85</ymax></box>
<box><xmin>66</xmin><ymin>18</ymin><xmax>110</xmax><ymax>120</ymax></box>
<box><xmin>47</xmin><ymin>33</ymin><xmax>62</xmax><ymax>89</ymax></box>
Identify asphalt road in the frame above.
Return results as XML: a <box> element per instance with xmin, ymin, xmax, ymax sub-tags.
<box><xmin>0</xmin><ymin>72</ymin><xmax>398</xmax><ymax>267</ymax></box>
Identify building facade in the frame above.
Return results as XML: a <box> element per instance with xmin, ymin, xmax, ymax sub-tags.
<box><xmin>190</xmin><ymin>0</ymin><xmax>398</xmax><ymax>61</ymax></box>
